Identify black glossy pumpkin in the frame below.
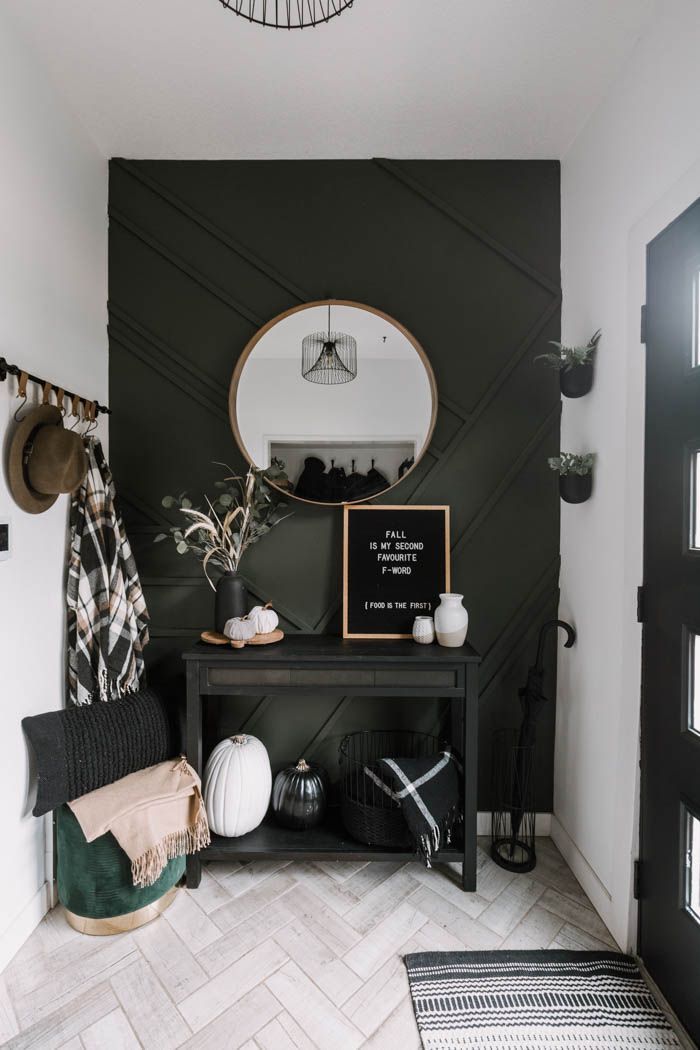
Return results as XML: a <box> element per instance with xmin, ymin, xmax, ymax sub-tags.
<box><xmin>272</xmin><ymin>759</ymin><xmax>327</xmax><ymax>830</ymax></box>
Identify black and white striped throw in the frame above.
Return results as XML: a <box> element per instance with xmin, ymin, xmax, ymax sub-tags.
<box><xmin>404</xmin><ymin>950</ymin><xmax>681</xmax><ymax>1048</ymax></box>
<box><xmin>364</xmin><ymin>746</ymin><xmax>461</xmax><ymax>864</ymax></box>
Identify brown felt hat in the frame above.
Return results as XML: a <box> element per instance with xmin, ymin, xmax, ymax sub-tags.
<box><xmin>8</xmin><ymin>405</ymin><xmax>88</xmax><ymax>514</ymax></box>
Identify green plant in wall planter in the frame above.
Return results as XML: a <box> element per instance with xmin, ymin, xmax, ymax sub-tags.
<box><xmin>155</xmin><ymin>461</ymin><xmax>291</xmax><ymax>631</ymax></box>
<box><xmin>548</xmin><ymin>453</ymin><xmax>595</xmax><ymax>504</ymax></box>
<box><xmin>536</xmin><ymin>329</ymin><xmax>601</xmax><ymax>398</ymax></box>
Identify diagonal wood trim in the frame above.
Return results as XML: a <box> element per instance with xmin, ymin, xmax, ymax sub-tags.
<box><xmin>240</xmin><ymin>695</ymin><xmax>275</xmax><ymax>734</ymax></box>
<box><xmin>109</xmin><ymin>208</ymin><xmax>265</xmax><ymax>327</ymax></box>
<box><xmin>139</xmin><ymin>573</ymin><xmax>314</xmax><ymax>633</ymax></box>
<box><xmin>110</xmin><ymin>326</ymin><xmax>230</xmax><ymax>423</ymax></box>
<box><xmin>409</xmin><ymin>295</ymin><xmax>561</xmax><ymax>503</ymax></box>
<box><xmin>438</xmin><ymin>393</ymin><xmax>470</xmax><ymax>423</ymax></box>
<box><xmin>120</xmin><ymin>488</ymin><xmax>171</xmax><ymax>528</ymax></box>
<box><xmin>113</xmin><ymin>159</ymin><xmax>311</xmax><ymax>304</ymax></box>
<box><xmin>450</xmin><ymin>403</ymin><xmax>561</xmax><ymax>560</ymax></box>
<box><xmin>480</xmin><ymin>581</ymin><xmax>560</xmax><ymax>702</ymax></box>
<box><xmin>479</xmin><ymin>555</ymin><xmax>561</xmax><ymax>694</ymax></box>
<box><xmin>373</xmin><ymin>158</ymin><xmax>560</xmax><ymax>297</ymax></box>
<box><xmin>310</xmin><ymin>396</ymin><xmax>558</xmax><ymax>635</ymax></box>
<box><xmin>302</xmin><ymin>696</ymin><xmax>353</xmax><ymax>760</ymax></box>
<box><xmin>109</xmin><ymin>302</ymin><xmax>227</xmax><ymax>406</ymax></box>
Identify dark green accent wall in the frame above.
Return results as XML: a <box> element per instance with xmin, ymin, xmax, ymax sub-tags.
<box><xmin>108</xmin><ymin>159</ymin><xmax>561</xmax><ymax>810</ymax></box>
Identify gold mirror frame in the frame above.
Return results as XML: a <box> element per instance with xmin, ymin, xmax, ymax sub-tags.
<box><xmin>229</xmin><ymin>299</ymin><xmax>438</xmax><ymax>507</ymax></box>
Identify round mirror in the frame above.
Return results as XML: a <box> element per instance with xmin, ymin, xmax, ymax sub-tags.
<box><xmin>230</xmin><ymin>301</ymin><xmax>437</xmax><ymax>506</ymax></box>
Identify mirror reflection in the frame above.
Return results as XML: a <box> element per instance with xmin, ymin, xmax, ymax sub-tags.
<box><xmin>230</xmin><ymin>301</ymin><xmax>436</xmax><ymax>505</ymax></box>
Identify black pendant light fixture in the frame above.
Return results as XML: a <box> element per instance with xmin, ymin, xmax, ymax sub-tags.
<box><xmin>217</xmin><ymin>0</ymin><xmax>354</xmax><ymax>29</ymax></box>
<box><xmin>302</xmin><ymin>304</ymin><xmax>357</xmax><ymax>386</ymax></box>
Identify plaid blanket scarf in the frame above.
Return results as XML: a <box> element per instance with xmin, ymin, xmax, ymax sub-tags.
<box><xmin>67</xmin><ymin>439</ymin><xmax>149</xmax><ymax>705</ymax></box>
<box><xmin>364</xmin><ymin>746</ymin><xmax>462</xmax><ymax>865</ymax></box>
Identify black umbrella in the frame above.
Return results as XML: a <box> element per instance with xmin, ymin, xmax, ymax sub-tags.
<box><xmin>493</xmin><ymin>619</ymin><xmax>575</xmax><ymax>872</ymax></box>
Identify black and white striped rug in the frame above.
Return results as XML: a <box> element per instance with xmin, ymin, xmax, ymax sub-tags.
<box><xmin>404</xmin><ymin>950</ymin><xmax>681</xmax><ymax>1048</ymax></box>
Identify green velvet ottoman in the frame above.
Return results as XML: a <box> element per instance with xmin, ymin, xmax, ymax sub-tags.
<box><xmin>56</xmin><ymin>804</ymin><xmax>185</xmax><ymax>934</ymax></box>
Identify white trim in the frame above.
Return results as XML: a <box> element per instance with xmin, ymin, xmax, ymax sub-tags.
<box><xmin>637</xmin><ymin>956</ymin><xmax>698</xmax><ymax>1050</ymax></box>
<box><xmin>476</xmin><ymin>811</ymin><xmax>551</xmax><ymax>837</ymax></box>
<box><xmin>551</xmin><ymin>814</ymin><xmax>621</xmax><ymax>948</ymax></box>
<box><xmin>0</xmin><ymin>881</ymin><xmax>52</xmax><ymax>974</ymax></box>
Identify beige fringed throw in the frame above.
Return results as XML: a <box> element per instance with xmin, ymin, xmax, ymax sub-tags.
<box><xmin>69</xmin><ymin>757</ymin><xmax>210</xmax><ymax>887</ymax></box>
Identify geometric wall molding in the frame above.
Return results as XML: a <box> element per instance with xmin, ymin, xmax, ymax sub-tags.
<box><xmin>109</xmin><ymin>158</ymin><xmax>561</xmax><ymax>808</ymax></box>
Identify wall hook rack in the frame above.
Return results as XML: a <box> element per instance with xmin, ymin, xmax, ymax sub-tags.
<box><xmin>0</xmin><ymin>357</ymin><xmax>111</xmax><ymax>416</ymax></box>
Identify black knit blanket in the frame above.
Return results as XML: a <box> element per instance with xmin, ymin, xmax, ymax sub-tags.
<box><xmin>364</xmin><ymin>747</ymin><xmax>462</xmax><ymax>865</ymax></box>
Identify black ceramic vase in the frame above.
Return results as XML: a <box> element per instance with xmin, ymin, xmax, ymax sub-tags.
<box><xmin>559</xmin><ymin>473</ymin><xmax>592</xmax><ymax>504</ymax></box>
<box><xmin>560</xmin><ymin>361</ymin><xmax>593</xmax><ymax>398</ymax></box>
<box><xmin>215</xmin><ymin>572</ymin><xmax>248</xmax><ymax>632</ymax></box>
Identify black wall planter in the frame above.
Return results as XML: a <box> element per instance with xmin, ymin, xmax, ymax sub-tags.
<box><xmin>559</xmin><ymin>473</ymin><xmax>592</xmax><ymax>504</ymax></box>
<box><xmin>560</xmin><ymin>361</ymin><xmax>593</xmax><ymax>398</ymax></box>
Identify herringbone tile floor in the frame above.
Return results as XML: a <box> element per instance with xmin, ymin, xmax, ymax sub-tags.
<box><xmin>0</xmin><ymin>838</ymin><xmax>617</xmax><ymax>1050</ymax></box>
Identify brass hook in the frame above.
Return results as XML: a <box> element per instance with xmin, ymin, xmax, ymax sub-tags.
<box><xmin>68</xmin><ymin>394</ymin><xmax>82</xmax><ymax>431</ymax></box>
<box><xmin>13</xmin><ymin>371</ymin><xmax>29</xmax><ymax>422</ymax></box>
<box><xmin>83</xmin><ymin>401</ymin><xmax>98</xmax><ymax>437</ymax></box>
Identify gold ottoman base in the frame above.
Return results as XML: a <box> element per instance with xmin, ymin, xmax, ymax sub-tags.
<box><xmin>64</xmin><ymin>885</ymin><xmax>178</xmax><ymax>936</ymax></box>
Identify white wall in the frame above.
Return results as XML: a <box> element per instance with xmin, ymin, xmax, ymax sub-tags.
<box><xmin>0</xmin><ymin>12</ymin><xmax>107</xmax><ymax>970</ymax></box>
<box><xmin>555</xmin><ymin>0</ymin><xmax>700</xmax><ymax>951</ymax></box>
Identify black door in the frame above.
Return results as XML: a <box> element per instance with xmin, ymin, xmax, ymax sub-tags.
<box><xmin>640</xmin><ymin>197</ymin><xmax>700</xmax><ymax>1041</ymax></box>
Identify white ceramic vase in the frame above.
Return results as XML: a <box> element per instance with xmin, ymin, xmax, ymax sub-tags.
<box><xmin>434</xmin><ymin>593</ymin><xmax>469</xmax><ymax>648</ymax></box>
<box><xmin>412</xmin><ymin>616</ymin><xmax>435</xmax><ymax>644</ymax></box>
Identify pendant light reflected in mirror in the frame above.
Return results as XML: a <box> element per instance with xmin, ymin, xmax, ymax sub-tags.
<box><xmin>301</xmin><ymin>304</ymin><xmax>357</xmax><ymax>386</ymax></box>
<box><xmin>217</xmin><ymin>0</ymin><xmax>355</xmax><ymax>29</ymax></box>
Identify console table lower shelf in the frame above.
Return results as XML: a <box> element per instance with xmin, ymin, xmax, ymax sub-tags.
<box><xmin>203</xmin><ymin>807</ymin><xmax>465</xmax><ymax>864</ymax></box>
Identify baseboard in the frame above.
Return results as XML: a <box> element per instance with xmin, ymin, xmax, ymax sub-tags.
<box><xmin>637</xmin><ymin>957</ymin><xmax>698</xmax><ymax>1050</ymax></box>
<box><xmin>550</xmin><ymin>814</ymin><xmax>618</xmax><ymax>944</ymax></box>
<box><xmin>0</xmin><ymin>881</ymin><xmax>52</xmax><ymax>974</ymax></box>
<box><xmin>476</xmin><ymin>811</ymin><xmax>551</xmax><ymax>836</ymax></box>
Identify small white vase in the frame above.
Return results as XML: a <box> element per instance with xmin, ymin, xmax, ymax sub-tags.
<box><xmin>412</xmin><ymin>616</ymin><xmax>435</xmax><ymax>644</ymax></box>
<box><xmin>434</xmin><ymin>593</ymin><xmax>469</xmax><ymax>648</ymax></box>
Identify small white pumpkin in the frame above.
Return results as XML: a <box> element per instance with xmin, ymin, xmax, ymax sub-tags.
<box><xmin>203</xmin><ymin>734</ymin><xmax>272</xmax><ymax>837</ymax></box>
<box><xmin>223</xmin><ymin>616</ymin><xmax>257</xmax><ymax>642</ymax></box>
<box><xmin>248</xmin><ymin>602</ymin><xmax>279</xmax><ymax>634</ymax></box>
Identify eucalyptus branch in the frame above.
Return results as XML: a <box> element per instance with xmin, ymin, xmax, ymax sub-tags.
<box><xmin>155</xmin><ymin>463</ymin><xmax>292</xmax><ymax>581</ymax></box>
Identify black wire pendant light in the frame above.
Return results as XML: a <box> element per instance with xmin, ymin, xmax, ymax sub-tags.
<box><xmin>302</xmin><ymin>305</ymin><xmax>357</xmax><ymax>385</ymax></box>
<box><xmin>217</xmin><ymin>0</ymin><xmax>354</xmax><ymax>29</ymax></box>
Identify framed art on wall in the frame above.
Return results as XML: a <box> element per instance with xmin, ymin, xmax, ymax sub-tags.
<box><xmin>342</xmin><ymin>505</ymin><xmax>450</xmax><ymax>639</ymax></box>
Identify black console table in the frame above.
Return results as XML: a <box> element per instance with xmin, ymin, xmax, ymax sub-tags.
<box><xmin>183</xmin><ymin>635</ymin><xmax>481</xmax><ymax>890</ymax></box>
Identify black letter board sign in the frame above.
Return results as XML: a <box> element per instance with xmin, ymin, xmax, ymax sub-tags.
<box><xmin>343</xmin><ymin>505</ymin><xmax>450</xmax><ymax>638</ymax></box>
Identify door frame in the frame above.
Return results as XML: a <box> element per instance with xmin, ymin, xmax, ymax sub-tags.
<box><xmin>624</xmin><ymin>177</ymin><xmax>700</xmax><ymax>952</ymax></box>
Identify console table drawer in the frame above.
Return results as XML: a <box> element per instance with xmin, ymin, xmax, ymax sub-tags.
<box><xmin>205</xmin><ymin>666</ymin><xmax>460</xmax><ymax>689</ymax></box>
<box><xmin>204</xmin><ymin>667</ymin><xmax>376</xmax><ymax>689</ymax></box>
<box><xmin>206</xmin><ymin>668</ymin><xmax>291</xmax><ymax>687</ymax></box>
<box><xmin>289</xmin><ymin>669</ymin><xmax>374</xmax><ymax>687</ymax></box>
<box><xmin>374</xmin><ymin>669</ymin><xmax>459</xmax><ymax>688</ymax></box>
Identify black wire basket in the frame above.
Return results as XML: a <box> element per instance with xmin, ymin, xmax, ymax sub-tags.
<box><xmin>339</xmin><ymin>730</ymin><xmax>444</xmax><ymax>848</ymax></box>
<box><xmin>491</xmin><ymin>728</ymin><xmax>537</xmax><ymax>872</ymax></box>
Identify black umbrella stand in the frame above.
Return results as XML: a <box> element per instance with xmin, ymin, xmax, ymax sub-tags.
<box><xmin>491</xmin><ymin>619</ymin><xmax>576</xmax><ymax>873</ymax></box>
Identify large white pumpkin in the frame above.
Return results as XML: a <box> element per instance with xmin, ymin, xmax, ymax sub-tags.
<box><xmin>203</xmin><ymin>734</ymin><xmax>272</xmax><ymax>837</ymax></box>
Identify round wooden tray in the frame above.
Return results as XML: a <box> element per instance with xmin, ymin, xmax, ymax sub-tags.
<box><xmin>200</xmin><ymin>628</ymin><xmax>284</xmax><ymax>650</ymax></box>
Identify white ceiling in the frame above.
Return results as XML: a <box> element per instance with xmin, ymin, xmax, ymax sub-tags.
<box><xmin>5</xmin><ymin>0</ymin><xmax>655</xmax><ymax>160</ymax></box>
